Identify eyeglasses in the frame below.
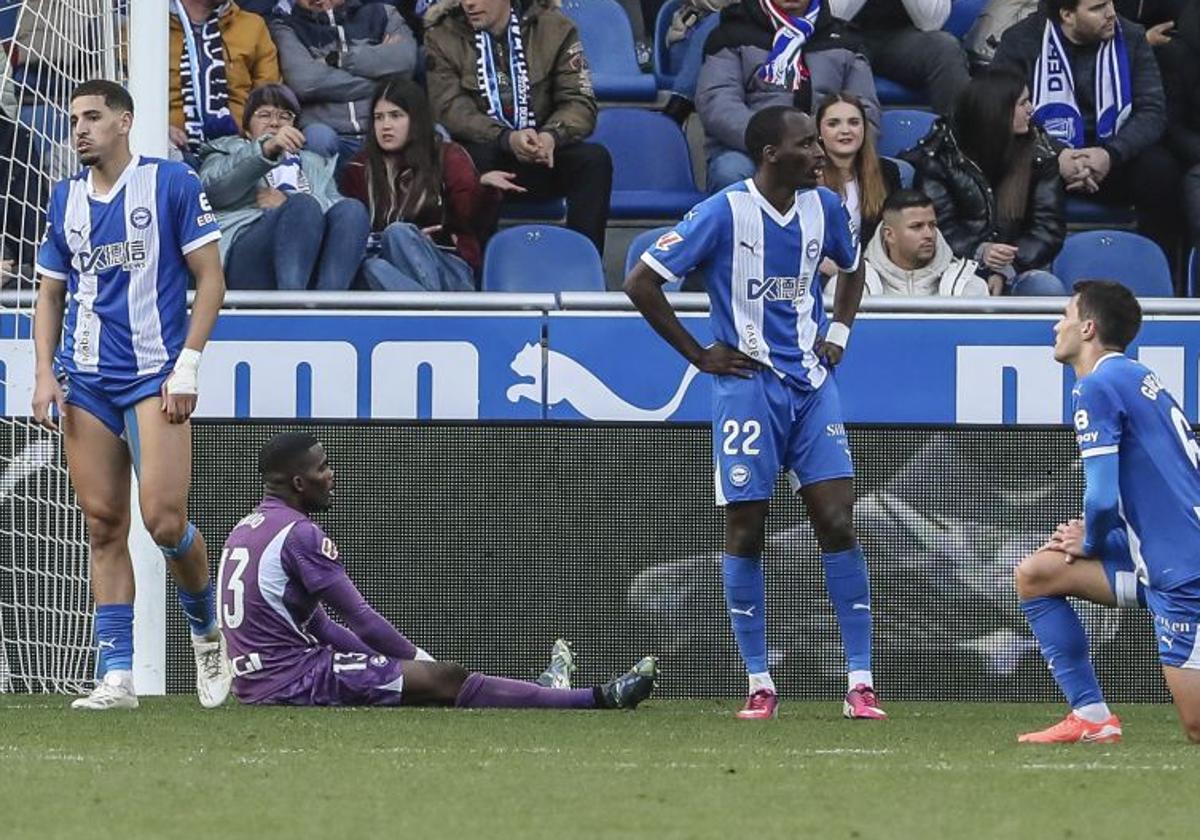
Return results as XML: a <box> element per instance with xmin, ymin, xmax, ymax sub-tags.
<box><xmin>251</xmin><ymin>108</ymin><xmax>296</xmax><ymax>123</ymax></box>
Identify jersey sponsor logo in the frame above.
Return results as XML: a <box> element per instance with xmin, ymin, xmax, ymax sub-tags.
<box><xmin>196</xmin><ymin>212</ymin><xmax>217</xmax><ymax>228</ymax></box>
<box><xmin>1073</xmin><ymin>409</ymin><xmax>1089</xmax><ymax>431</ymax></box>
<box><xmin>507</xmin><ymin>343</ymin><xmax>700</xmax><ymax>421</ymax></box>
<box><xmin>76</xmin><ymin>239</ymin><xmax>147</xmax><ymax>273</ymax></box>
<box><xmin>728</xmin><ymin>463</ymin><xmax>751</xmax><ymax>487</ymax></box>
<box><xmin>1076</xmin><ymin>431</ymin><xmax>1099</xmax><ymax>445</ymax></box>
<box><xmin>654</xmin><ymin>231</ymin><xmax>683</xmax><ymax>251</ymax></box>
<box><xmin>130</xmin><ymin>207</ymin><xmax>153</xmax><ymax>230</ymax></box>
<box><xmin>747</xmin><ymin>275</ymin><xmax>805</xmax><ymax>301</ymax></box>
<box><xmin>826</xmin><ymin>422</ymin><xmax>847</xmax><ymax>437</ymax></box>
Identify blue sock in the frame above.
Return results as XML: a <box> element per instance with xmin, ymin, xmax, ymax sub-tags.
<box><xmin>722</xmin><ymin>553</ymin><xmax>768</xmax><ymax>674</ymax></box>
<box><xmin>822</xmin><ymin>546</ymin><xmax>872</xmax><ymax>673</ymax></box>
<box><xmin>95</xmin><ymin>604</ymin><xmax>134</xmax><ymax>674</ymax></box>
<box><xmin>178</xmin><ymin>582</ymin><xmax>217</xmax><ymax>638</ymax></box>
<box><xmin>1021</xmin><ymin>596</ymin><xmax>1104</xmax><ymax>708</ymax></box>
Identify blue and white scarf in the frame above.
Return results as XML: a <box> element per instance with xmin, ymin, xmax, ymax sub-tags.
<box><xmin>265</xmin><ymin>155</ymin><xmax>310</xmax><ymax>194</ymax></box>
<box><xmin>175</xmin><ymin>0</ymin><xmax>239</xmax><ymax>152</ymax></box>
<box><xmin>475</xmin><ymin>5</ymin><xmax>535</xmax><ymax>130</ymax></box>
<box><xmin>758</xmin><ymin>0</ymin><xmax>820</xmax><ymax>91</ymax></box>
<box><xmin>1032</xmin><ymin>19</ymin><xmax>1131</xmax><ymax>148</ymax></box>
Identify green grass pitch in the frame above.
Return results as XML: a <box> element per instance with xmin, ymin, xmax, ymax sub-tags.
<box><xmin>2</xmin><ymin>697</ymin><xmax>1198</xmax><ymax>839</ymax></box>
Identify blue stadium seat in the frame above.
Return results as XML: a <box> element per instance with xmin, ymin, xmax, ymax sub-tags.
<box><xmin>653</xmin><ymin>0</ymin><xmax>683</xmax><ymax>89</ymax></box>
<box><xmin>562</xmin><ymin>0</ymin><xmax>658</xmax><ymax>102</ymax></box>
<box><xmin>888</xmin><ymin>156</ymin><xmax>915</xmax><ymax>188</ymax></box>
<box><xmin>874</xmin><ymin>77</ymin><xmax>926</xmax><ymax>107</ymax></box>
<box><xmin>624</xmin><ymin>227</ymin><xmax>686</xmax><ymax>292</ymax></box>
<box><xmin>592</xmin><ymin>108</ymin><xmax>705</xmax><ymax>218</ymax></box>
<box><xmin>943</xmin><ymin>0</ymin><xmax>987</xmax><ymax>38</ymax></box>
<box><xmin>482</xmin><ymin>225</ymin><xmax>606</xmax><ymax>292</ymax></box>
<box><xmin>1064</xmin><ymin>197</ymin><xmax>1136</xmax><ymax>226</ymax></box>
<box><xmin>1052</xmin><ymin>230</ymin><xmax>1173</xmax><ymax>297</ymax></box>
<box><xmin>499</xmin><ymin>196</ymin><xmax>567</xmax><ymax>221</ymax></box>
<box><xmin>878</xmin><ymin>109</ymin><xmax>936</xmax><ymax>158</ymax></box>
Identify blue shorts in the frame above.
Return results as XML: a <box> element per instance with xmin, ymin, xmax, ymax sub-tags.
<box><xmin>1146</xmin><ymin>580</ymin><xmax>1200</xmax><ymax>670</ymax></box>
<box><xmin>712</xmin><ymin>370</ymin><xmax>853</xmax><ymax>506</ymax></box>
<box><xmin>1099</xmin><ymin>530</ymin><xmax>1148</xmax><ymax>609</ymax></box>
<box><xmin>61</xmin><ymin>370</ymin><xmax>169</xmax><ymax>442</ymax></box>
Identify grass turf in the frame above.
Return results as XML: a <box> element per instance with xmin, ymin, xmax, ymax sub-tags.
<box><xmin>1</xmin><ymin>697</ymin><xmax>1197</xmax><ymax>839</ymax></box>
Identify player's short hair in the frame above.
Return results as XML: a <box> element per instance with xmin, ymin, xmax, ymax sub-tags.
<box><xmin>71</xmin><ymin>80</ymin><xmax>134</xmax><ymax>115</ymax></box>
<box><xmin>744</xmin><ymin>106</ymin><xmax>801</xmax><ymax>167</ymax></box>
<box><xmin>259</xmin><ymin>432</ymin><xmax>322</xmax><ymax>478</ymax></box>
<box><xmin>882</xmin><ymin>188</ymin><xmax>934</xmax><ymax>217</ymax></box>
<box><xmin>243</xmin><ymin>83</ymin><xmax>302</xmax><ymax>132</ymax></box>
<box><xmin>1073</xmin><ymin>279</ymin><xmax>1142</xmax><ymax>351</ymax></box>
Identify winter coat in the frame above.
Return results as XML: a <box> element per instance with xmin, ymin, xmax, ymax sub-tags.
<box><xmin>696</xmin><ymin>0</ymin><xmax>880</xmax><ymax>159</ymax></box>
<box><xmin>991</xmin><ymin>13</ymin><xmax>1165</xmax><ymax>166</ymax></box>
<box><xmin>270</xmin><ymin>0</ymin><xmax>419</xmax><ymax>138</ymax></box>
<box><xmin>901</xmin><ymin>119</ymin><xmax>1066</xmax><ymax>272</ymax></box>
<box><xmin>424</xmin><ymin>0</ymin><xmax>597</xmax><ymax>149</ymax></box>
<box><xmin>198</xmin><ymin>134</ymin><xmax>347</xmax><ymax>261</ymax></box>
<box><xmin>825</xmin><ymin>226</ymin><xmax>988</xmax><ymax>298</ymax></box>
<box><xmin>169</xmin><ymin>1</ymin><xmax>281</xmax><ymax>134</ymax></box>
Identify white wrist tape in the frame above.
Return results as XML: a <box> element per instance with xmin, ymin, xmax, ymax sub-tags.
<box><xmin>825</xmin><ymin>322</ymin><xmax>851</xmax><ymax>349</ymax></box>
<box><xmin>167</xmin><ymin>348</ymin><xmax>202</xmax><ymax>396</ymax></box>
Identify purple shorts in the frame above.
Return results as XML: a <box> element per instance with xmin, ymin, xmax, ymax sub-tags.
<box><xmin>247</xmin><ymin>651</ymin><xmax>407</xmax><ymax>707</ymax></box>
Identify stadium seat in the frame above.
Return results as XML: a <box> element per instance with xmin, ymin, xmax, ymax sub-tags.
<box><xmin>874</xmin><ymin>77</ymin><xmax>926</xmax><ymax>107</ymax></box>
<box><xmin>561</xmin><ymin>0</ymin><xmax>658</xmax><ymax>102</ymax></box>
<box><xmin>878</xmin><ymin>109</ymin><xmax>936</xmax><ymax>158</ymax></box>
<box><xmin>482</xmin><ymin>225</ymin><xmax>606</xmax><ymax>292</ymax></box>
<box><xmin>1064</xmin><ymin>197</ymin><xmax>1136</xmax><ymax>227</ymax></box>
<box><xmin>499</xmin><ymin>196</ymin><xmax>567</xmax><ymax>222</ymax></box>
<box><xmin>943</xmin><ymin>0</ymin><xmax>987</xmax><ymax>38</ymax></box>
<box><xmin>653</xmin><ymin>0</ymin><xmax>682</xmax><ymax>90</ymax></box>
<box><xmin>888</xmin><ymin>156</ymin><xmax>915</xmax><ymax>188</ymax></box>
<box><xmin>624</xmin><ymin>227</ymin><xmax>685</xmax><ymax>292</ymax></box>
<box><xmin>591</xmin><ymin>108</ymin><xmax>705</xmax><ymax>218</ymax></box>
<box><xmin>1052</xmin><ymin>230</ymin><xmax>1173</xmax><ymax>297</ymax></box>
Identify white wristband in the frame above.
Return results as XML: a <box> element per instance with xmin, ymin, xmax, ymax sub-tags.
<box><xmin>825</xmin><ymin>322</ymin><xmax>851</xmax><ymax>349</ymax></box>
<box><xmin>167</xmin><ymin>348</ymin><xmax>202</xmax><ymax>396</ymax></box>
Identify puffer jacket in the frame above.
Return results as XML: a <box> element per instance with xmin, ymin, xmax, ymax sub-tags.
<box><xmin>423</xmin><ymin>0</ymin><xmax>597</xmax><ymax>148</ymax></box>
<box><xmin>901</xmin><ymin>119</ymin><xmax>1065</xmax><ymax>272</ymax></box>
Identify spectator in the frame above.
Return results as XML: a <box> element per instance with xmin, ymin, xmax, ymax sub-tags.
<box><xmin>825</xmin><ymin>189</ymin><xmax>991</xmax><ymax>298</ymax></box>
<box><xmin>170</xmin><ymin>0</ymin><xmax>281</xmax><ymax>154</ymax></box>
<box><xmin>660</xmin><ymin>0</ymin><xmax>732</xmax><ymax>124</ymax></box>
<box><xmin>1114</xmin><ymin>0</ymin><xmax>1182</xmax><ymax>46</ymax></box>
<box><xmin>902</xmin><ymin>70</ymin><xmax>1067</xmax><ymax>296</ymax></box>
<box><xmin>993</xmin><ymin>0</ymin><xmax>1183</xmax><ymax>263</ymax></box>
<box><xmin>424</xmin><ymin>0</ymin><xmax>613</xmax><ymax>255</ymax></box>
<box><xmin>966</xmin><ymin>0</ymin><xmax>1038</xmax><ymax>66</ymax></box>
<box><xmin>816</xmin><ymin>92</ymin><xmax>899</xmax><ymax>247</ymax></box>
<box><xmin>1158</xmin><ymin>0</ymin><xmax>1200</xmax><ymax>269</ymax></box>
<box><xmin>696</xmin><ymin>0</ymin><xmax>880</xmax><ymax>193</ymax></box>
<box><xmin>829</xmin><ymin>0</ymin><xmax>969</xmax><ymax>115</ymax></box>
<box><xmin>198</xmin><ymin>84</ymin><xmax>370</xmax><ymax>290</ymax></box>
<box><xmin>270</xmin><ymin>0</ymin><xmax>419</xmax><ymax>165</ymax></box>
<box><xmin>340</xmin><ymin>76</ymin><xmax>524</xmax><ymax>291</ymax></box>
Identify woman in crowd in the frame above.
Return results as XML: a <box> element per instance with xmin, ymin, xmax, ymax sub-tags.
<box><xmin>339</xmin><ymin>75</ymin><xmax>525</xmax><ymax>292</ymax></box>
<box><xmin>817</xmin><ymin>92</ymin><xmax>900</xmax><ymax>248</ymax></box>
<box><xmin>902</xmin><ymin>69</ymin><xmax>1066</xmax><ymax>295</ymax></box>
<box><xmin>198</xmin><ymin>84</ymin><xmax>369</xmax><ymax>291</ymax></box>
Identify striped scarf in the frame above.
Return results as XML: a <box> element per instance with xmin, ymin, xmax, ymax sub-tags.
<box><xmin>475</xmin><ymin>4</ymin><xmax>535</xmax><ymax>130</ymax></box>
<box><xmin>757</xmin><ymin>0</ymin><xmax>821</xmax><ymax>91</ymax></box>
<box><xmin>175</xmin><ymin>0</ymin><xmax>238</xmax><ymax>152</ymax></box>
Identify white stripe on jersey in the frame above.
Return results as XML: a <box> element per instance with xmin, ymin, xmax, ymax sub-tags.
<box><xmin>65</xmin><ymin>180</ymin><xmax>100</xmax><ymax>373</ymax></box>
<box><xmin>726</xmin><ymin>191</ymin><xmax>769</xmax><ymax>367</ymax></box>
<box><xmin>1118</xmin><ymin>496</ymin><xmax>1149</xmax><ymax>586</ymax></box>
<box><xmin>795</xmin><ymin>191</ymin><xmax>827</xmax><ymax>390</ymax></box>
<box><xmin>125</xmin><ymin>162</ymin><xmax>168</xmax><ymax>375</ymax></box>
<box><xmin>257</xmin><ymin>522</ymin><xmax>317</xmax><ymax>644</ymax></box>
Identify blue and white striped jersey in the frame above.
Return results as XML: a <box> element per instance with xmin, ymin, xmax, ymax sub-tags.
<box><xmin>36</xmin><ymin>155</ymin><xmax>221</xmax><ymax>382</ymax></box>
<box><xmin>641</xmin><ymin>180</ymin><xmax>859</xmax><ymax>391</ymax></box>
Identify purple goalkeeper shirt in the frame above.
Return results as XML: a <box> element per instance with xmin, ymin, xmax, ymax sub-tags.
<box><xmin>218</xmin><ymin>497</ymin><xmax>416</xmax><ymax>703</ymax></box>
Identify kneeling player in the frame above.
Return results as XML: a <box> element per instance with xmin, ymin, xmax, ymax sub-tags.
<box><xmin>218</xmin><ymin>433</ymin><xmax>658</xmax><ymax>709</ymax></box>
<box><xmin>1015</xmin><ymin>281</ymin><xmax>1200</xmax><ymax>744</ymax></box>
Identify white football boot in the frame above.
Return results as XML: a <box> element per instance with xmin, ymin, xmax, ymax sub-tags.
<box><xmin>193</xmin><ymin>634</ymin><xmax>233</xmax><ymax>709</ymax></box>
<box><xmin>71</xmin><ymin>671</ymin><xmax>138</xmax><ymax>710</ymax></box>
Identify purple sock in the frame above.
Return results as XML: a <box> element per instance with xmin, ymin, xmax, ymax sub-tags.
<box><xmin>454</xmin><ymin>673</ymin><xmax>597</xmax><ymax>709</ymax></box>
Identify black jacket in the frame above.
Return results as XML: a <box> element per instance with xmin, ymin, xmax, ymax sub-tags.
<box><xmin>858</xmin><ymin>156</ymin><xmax>903</xmax><ymax>245</ymax></box>
<box><xmin>1158</xmin><ymin>0</ymin><xmax>1200</xmax><ymax>166</ymax></box>
<box><xmin>901</xmin><ymin>119</ymin><xmax>1066</xmax><ymax>271</ymax></box>
<box><xmin>992</xmin><ymin>13</ymin><xmax>1165</xmax><ymax>166</ymax></box>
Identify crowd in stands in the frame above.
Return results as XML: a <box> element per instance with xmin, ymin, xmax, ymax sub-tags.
<box><xmin>4</xmin><ymin>0</ymin><xmax>1200</xmax><ymax>296</ymax></box>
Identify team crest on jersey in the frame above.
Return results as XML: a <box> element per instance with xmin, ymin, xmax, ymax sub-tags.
<box><xmin>747</xmin><ymin>276</ymin><xmax>804</xmax><ymax>301</ymax></box>
<box><xmin>728</xmin><ymin>463</ymin><xmax>751</xmax><ymax>487</ymax></box>
<box><xmin>130</xmin><ymin>207</ymin><xmax>153</xmax><ymax>230</ymax></box>
<box><xmin>76</xmin><ymin>240</ymin><xmax>147</xmax><ymax>273</ymax></box>
<box><xmin>805</xmin><ymin>239</ymin><xmax>820</xmax><ymax>260</ymax></box>
<box><xmin>655</xmin><ymin>231</ymin><xmax>683</xmax><ymax>251</ymax></box>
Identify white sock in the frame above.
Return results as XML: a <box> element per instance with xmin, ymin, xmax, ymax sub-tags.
<box><xmin>103</xmin><ymin>669</ymin><xmax>133</xmax><ymax>687</ymax></box>
<box><xmin>1074</xmin><ymin>702</ymin><xmax>1112</xmax><ymax>723</ymax></box>
<box><xmin>748</xmin><ymin>671</ymin><xmax>775</xmax><ymax>694</ymax></box>
<box><xmin>848</xmin><ymin>670</ymin><xmax>873</xmax><ymax>691</ymax></box>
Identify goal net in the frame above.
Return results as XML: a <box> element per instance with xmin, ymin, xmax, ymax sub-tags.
<box><xmin>0</xmin><ymin>0</ymin><xmax>128</xmax><ymax>692</ymax></box>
